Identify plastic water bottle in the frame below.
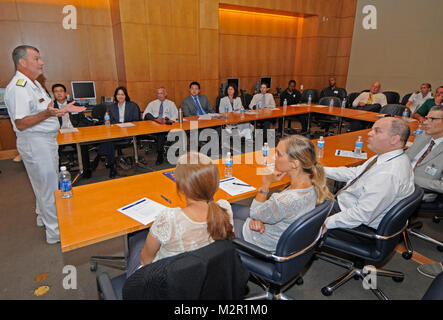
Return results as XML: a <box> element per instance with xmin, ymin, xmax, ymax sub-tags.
<box><xmin>262</xmin><ymin>142</ymin><xmax>270</xmax><ymax>165</ymax></box>
<box><xmin>341</xmin><ymin>98</ymin><xmax>346</xmax><ymax>109</ymax></box>
<box><xmin>104</xmin><ymin>112</ymin><xmax>110</xmax><ymax>126</ymax></box>
<box><xmin>240</xmin><ymin>105</ymin><xmax>245</xmax><ymax>119</ymax></box>
<box><xmin>354</xmin><ymin>136</ymin><xmax>363</xmax><ymax>155</ymax></box>
<box><xmin>308</xmin><ymin>94</ymin><xmax>312</xmax><ymax>106</ymax></box>
<box><xmin>224</xmin><ymin>105</ymin><xmax>229</xmax><ymax>120</ymax></box>
<box><xmin>59</xmin><ymin>166</ymin><xmax>72</xmax><ymax>199</ymax></box>
<box><xmin>415</xmin><ymin>124</ymin><xmax>423</xmax><ymax>136</ymax></box>
<box><xmin>402</xmin><ymin>109</ymin><xmax>409</xmax><ymax>120</ymax></box>
<box><xmin>329</xmin><ymin>99</ymin><xmax>334</xmax><ymax>111</ymax></box>
<box><xmin>178</xmin><ymin>107</ymin><xmax>183</xmax><ymax>126</ymax></box>
<box><xmin>317</xmin><ymin>136</ymin><xmax>325</xmax><ymax>159</ymax></box>
<box><xmin>283</xmin><ymin>99</ymin><xmax>288</xmax><ymax>111</ymax></box>
<box><xmin>224</xmin><ymin>152</ymin><xmax>233</xmax><ymax>178</ymax></box>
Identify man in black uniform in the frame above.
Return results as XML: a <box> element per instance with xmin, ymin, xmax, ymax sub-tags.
<box><xmin>320</xmin><ymin>76</ymin><xmax>346</xmax><ymax>100</ymax></box>
<box><xmin>279</xmin><ymin>80</ymin><xmax>308</xmax><ymax>134</ymax></box>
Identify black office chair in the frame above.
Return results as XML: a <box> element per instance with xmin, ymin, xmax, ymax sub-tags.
<box><xmin>422</xmin><ymin>272</ymin><xmax>443</xmax><ymax>300</ymax></box>
<box><xmin>401</xmin><ymin>93</ymin><xmax>413</xmax><ymax>106</ymax></box>
<box><xmin>233</xmin><ymin>200</ymin><xmax>334</xmax><ymax>300</ymax></box>
<box><xmin>312</xmin><ymin>97</ymin><xmax>342</xmax><ymax>136</ymax></box>
<box><xmin>96</xmin><ymin>240</ymin><xmax>249</xmax><ymax>300</ymax></box>
<box><xmin>402</xmin><ymin>190</ymin><xmax>443</xmax><ymax>259</ymax></box>
<box><xmin>346</xmin><ymin>92</ymin><xmax>360</xmax><ymax>108</ymax></box>
<box><xmin>383</xmin><ymin>91</ymin><xmax>400</xmax><ymax>105</ymax></box>
<box><xmin>379</xmin><ymin>104</ymin><xmax>406</xmax><ymax>116</ymax></box>
<box><xmin>317</xmin><ymin>187</ymin><xmax>424</xmax><ymax>300</ymax></box>
<box><xmin>242</xmin><ymin>92</ymin><xmax>253</xmax><ymax>108</ymax></box>
<box><xmin>301</xmin><ymin>89</ymin><xmax>319</xmax><ymax>103</ymax></box>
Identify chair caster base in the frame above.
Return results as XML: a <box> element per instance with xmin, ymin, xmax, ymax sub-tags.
<box><xmin>90</xmin><ymin>262</ymin><xmax>97</xmax><ymax>272</ymax></box>
<box><xmin>321</xmin><ymin>287</ymin><xmax>333</xmax><ymax>296</ymax></box>
<box><xmin>433</xmin><ymin>217</ymin><xmax>440</xmax><ymax>224</ymax></box>
<box><xmin>393</xmin><ymin>276</ymin><xmax>404</xmax><ymax>283</ymax></box>
<box><xmin>295</xmin><ymin>277</ymin><xmax>304</xmax><ymax>285</ymax></box>
<box><xmin>438</xmin><ymin>246</ymin><xmax>443</xmax><ymax>252</ymax></box>
<box><xmin>402</xmin><ymin>252</ymin><xmax>413</xmax><ymax>260</ymax></box>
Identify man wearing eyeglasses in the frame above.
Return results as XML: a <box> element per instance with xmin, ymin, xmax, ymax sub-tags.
<box><xmin>412</xmin><ymin>86</ymin><xmax>443</xmax><ymax>122</ymax></box>
<box><xmin>406</xmin><ymin>105</ymin><xmax>443</xmax><ymax>279</ymax></box>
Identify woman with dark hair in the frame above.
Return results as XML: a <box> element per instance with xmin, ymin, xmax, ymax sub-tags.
<box><xmin>126</xmin><ymin>152</ymin><xmax>235</xmax><ymax>277</ymax></box>
<box><xmin>94</xmin><ymin>86</ymin><xmax>141</xmax><ymax>178</ymax></box>
<box><xmin>219</xmin><ymin>83</ymin><xmax>253</xmax><ymax>140</ymax></box>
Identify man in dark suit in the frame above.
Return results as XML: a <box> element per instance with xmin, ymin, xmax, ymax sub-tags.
<box><xmin>319</xmin><ymin>76</ymin><xmax>346</xmax><ymax>100</ymax></box>
<box><xmin>52</xmin><ymin>83</ymin><xmax>94</xmax><ymax>178</ymax></box>
<box><xmin>279</xmin><ymin>79</ymin><xmax>308</xmax><ymax>133</ymax></box>
<box><xmin>181</xmin><ymin>82</ymin><xmax>214</xmax><ymax>117</ymax></box>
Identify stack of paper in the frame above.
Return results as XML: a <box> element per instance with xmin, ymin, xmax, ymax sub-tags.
<box><xmin>116</xmin><ymin>122</ymin><xmax>136</xmax><ymax>128</ymax></box>
<box><xmin>117</xmin><ymin>198</ymin><xmax>167</xmax><ymax>225</ymax></box>
<box><xmin>59</xmin><ymin>128</ymin><xmax>79</xmax><ymax>134</ymax></box>
<box><xmin>219</xmin><ymin>177</ymin><xmax>256</xmax><ymax>196</ymax></box>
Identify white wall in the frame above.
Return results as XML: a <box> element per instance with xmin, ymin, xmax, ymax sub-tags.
<box><xmin>347</xmin><ymin>0</ymin><xmax>443</xmax><ymax>97</ymax></box>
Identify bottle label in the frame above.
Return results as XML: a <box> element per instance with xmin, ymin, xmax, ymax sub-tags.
<box><xmin>225</xmin><ymin>159</ymin><xmax>233</xmax><ymax>166</ymax></box>
<box><xmin>416</xmin><ymin>129</ymin><xmax>422</xmax><ymax>135</ymax></box>
<box><xmin>355</xmin><ymin>141</ymin><xmax>363</xmax><ymax>148</ymax></box>
<box><xmin>60</xmin><ymin>180</ymin><xmax>72</xmax><ymax>192</ymax></box>
<box><xmin>262</xmin><ymin>149</ymin><xmax>269</xmax><ymax>156</ymax></box>
<box><xmin>317</xmin><ymin>141</ymin><xmax>325</xmax><ymax>148</ymax></box>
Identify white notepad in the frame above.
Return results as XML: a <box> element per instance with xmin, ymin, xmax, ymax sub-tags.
<box><xmin>219</xmin><ymin>177</ymin><xmax>256</xmax><ymax>196</ymax></box>
<box><xmin>59</xmin><ymin>128</ymin><xmax>79</xmax><ymax>134</ymax></box>
<box><xmin>335</xmin><ymin>150</ymin><xmax>368</xmax><ymax>159</ymax></box>
<box><xmin>117</xmin><ymin>198</ymin><xmax>167</xmax><ymax>225</ymax></box>
<box><xmin>116</xmin><ymin>122</ymin><xmax>136</xmax><ymax>128</ymax></box>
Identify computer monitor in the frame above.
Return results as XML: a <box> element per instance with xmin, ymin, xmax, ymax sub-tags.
<box><xmin>226</xmin><ymin>78</ymin><xmax>240</xmax><ymax>90</ymax></box>
<box><xmin>71</xmin><ymin>81</ymin><xmax>97</xmax><ymax>105</ymax></box>
<box><xmin>260</xmin><ymin>77</ymin><xmax>272</xmax><ymax>90</ymax></box>
<box><xmin>0</xmin><ymin>88</ymin><xmax>6</xmax><ymax>114</ymax></box>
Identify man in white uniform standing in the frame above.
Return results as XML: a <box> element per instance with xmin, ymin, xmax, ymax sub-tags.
<box><xmin>5</xmin><ymin>45</ymin><xmax>85</xmax><ymax>244</ymax></box>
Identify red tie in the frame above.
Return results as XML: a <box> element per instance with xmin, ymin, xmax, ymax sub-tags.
<box><xmin>414</xmin><ymin>140</ymin><xmax>435</xmax><ymax>170</ymax></box>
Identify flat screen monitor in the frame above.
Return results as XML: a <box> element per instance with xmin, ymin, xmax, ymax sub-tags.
<box><xmin>260</xmin><ymin>77</ymin><xmax>272</xmax><ymax>90</ymax></box>
<box><xmin>0</xmin><ymin>88</ymin><xmax>5</xmax><ymax>108</ymax></box>
<box><xmin>226</xmin><ymin>78</ymin><xmax>240</xmax><ymax>90</ymax></box>
<box><xmin>71</xmin><ymin>81</ymin><xmax>96</xmax><ymax>105</ymax></box>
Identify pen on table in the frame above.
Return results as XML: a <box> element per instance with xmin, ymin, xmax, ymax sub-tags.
<box><xmin>160</xmin><ymin>195</ymin><xmax>172</xmax><ymax>204</ymax></box>
<box><xmin>233</xmin><ymin>182</ymin><xmax>251</xmax><ymax>187</ymax></box>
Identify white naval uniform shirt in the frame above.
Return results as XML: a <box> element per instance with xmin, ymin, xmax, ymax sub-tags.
<box><xmin>5</xmin><ymin>71</ymin><xmax>59</xmax><ymax>135</ymax></box>
<box><xmin>143</xmin><ymin>99</ymin><xmax>178</xmax><ymax>121</ymax></box>
<box><xmin>408</xmin><ymin>92</ymin><xmax>433</xmax><ymax>113</ymax></box>
<box><xmin>325</xmin><ymin>149</ymin><xmax>415</xmax><ymax>230</ymax></box>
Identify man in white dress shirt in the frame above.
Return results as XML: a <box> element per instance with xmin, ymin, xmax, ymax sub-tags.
<box><xmin>322</xmin><ymin>117</ymin><xmax>414</xmax><ymax>236</ymax></box>
<box><xmin>406</xmin><ymin>83</ymin><xmax>433</xmax><ymax>113</ymax></box>
<box><xmin>249</xmin><ymin>82</ymin><xmax>276</xmax><ymax>143</ymax></box>
<box><xmin>4</xmin><ymin>45</ymin><xmax>84</xmax><ymax>244</ymax></box>
<box><xmin>143</xmin><ymin>87</ymin><xmax>178</xmax><ymax>165</ymax></box>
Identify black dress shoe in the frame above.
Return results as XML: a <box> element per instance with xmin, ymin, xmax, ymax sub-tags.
<box><xmin>155</xmin><ymin>153</ymin><xmax>164</xmax><ymax>165</ymax></box>
<box><xmin>109</xmin><ymin>164</ymin><xmax>117</xmax><ymax>178</ymax></box>
<box><xmin>91</xmin><ymin>155</ymin><xmax>100</xmax><ymax>171</ymax></box>
<box><xmin>83</xmin><ymin>169</ymin><xmax>92</xmax><ymax>179</ymax></box>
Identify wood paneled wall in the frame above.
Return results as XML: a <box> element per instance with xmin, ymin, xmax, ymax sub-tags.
<box><xmin>0</xmin><ymin>0</ymin><xmax>357</xmax><ymax>158</ymax></box>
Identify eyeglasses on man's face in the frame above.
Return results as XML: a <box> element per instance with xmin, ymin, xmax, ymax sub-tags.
<box><xmin>425</xmin><ymin>116</ymin><xmax>443</xmax><ymax>122</ymax></box>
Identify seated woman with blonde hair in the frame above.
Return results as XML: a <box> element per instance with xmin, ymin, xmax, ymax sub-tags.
<box><xmin>126</xmin><ymin>152</ymin><xmax>235</xmax><ymax>277</ymax></box>
<box><xmin>232</xmin><ymin>135</ymin><xmax>332</xmax><ymax>252</ymax></box>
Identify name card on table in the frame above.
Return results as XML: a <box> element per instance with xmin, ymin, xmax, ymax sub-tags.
<box><xmin>335</xmin><ymin>150</ymin><xmax>368</xmax><ymax>159</ymax></box>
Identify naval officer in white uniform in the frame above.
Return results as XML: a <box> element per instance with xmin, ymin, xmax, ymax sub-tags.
<box><xmin>4</xmin><ymin>45</ymin><xmax>85</xmax><ymax>244</ymax></box>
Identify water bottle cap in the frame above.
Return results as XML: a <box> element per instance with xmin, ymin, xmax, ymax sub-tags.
<box><xmin>227</xmin><ymin>152</ymin><xmax>231</xmax><ymax>156</ymax></box>
<box><xmin>60</xmin><ymin>166</ymin><xmax>67</xmax><ymax>171</ymax></box>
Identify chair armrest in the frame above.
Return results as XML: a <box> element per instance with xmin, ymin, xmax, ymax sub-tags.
<box><xmin>96</xmin><ymin>272</ymin><xmax>118</xmax><ymax>300</ymax></box>
<box><xmin>333</xmin><ymin>227</ymin><xmax>378</xmax><ymax>240</ymax></box>
<box><xmin>232</xmin><ymin>238</ymin><xmax>275</xmax><ymax>261</ymax></box>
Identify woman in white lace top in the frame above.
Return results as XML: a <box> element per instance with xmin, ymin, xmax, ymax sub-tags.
<box><xmin>233</xmin><ymin>135</ymin><xmax>333</xmax><ymax>252</ymax></box>
<box><xmin>127</xmin><ymin>152</ymin><xmax>235</xmax><ymax>277</ymax></box>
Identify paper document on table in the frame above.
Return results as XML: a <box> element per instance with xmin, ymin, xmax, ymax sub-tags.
<box><xmin>335</xmin><ymin>150</ymin><xmax>368</xmax><ymax>159</ymax></box>
<box><xmin>59</xmin><ymin>128</ymin><xmax>79</xmax><ymax>134</ymax></box>
<box><xmin>246</xmin><ymin>110</ymin><xmax>258</xmax><ymax>114</ymax></box>
<box><xmin>116</xmin><ymin>122</ymin><xmax>136</xmax><ymax>128</ymax></box>
<box><xmin>117</xmin><ymin>198</ymin><xmax>167</xmax><ymax>225</ymax></box>
<box><xmin>198</xmin><ymin>114</ymin><xmax>212</xmax><ymax>120</ymax></box>
<box><xmin>311</xmin><ymin>105</ymin><xmax>328</xmax><ymax>108</ymax></box>
<box><xmin>219</xmin><ymin>177</ymin><xmax>256</xmax><ymax>196</ymax></box>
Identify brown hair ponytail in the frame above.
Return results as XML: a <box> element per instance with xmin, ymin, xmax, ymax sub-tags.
<box><xmin>175</xmin><ymin>152</ymin><xmax>234</xmax><ymax>241</ymax></box>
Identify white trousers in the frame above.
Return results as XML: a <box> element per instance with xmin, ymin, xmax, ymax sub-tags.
<box><xmin>16</xmin><ymin>132</ymin><xmax>60</xmax><ymax>242</ymax></box>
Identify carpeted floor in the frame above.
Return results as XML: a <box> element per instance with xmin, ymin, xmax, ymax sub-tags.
<box><xmin>0</xmin><ymin>137</ymin><xmax>441</xmax><ymax>300</ymax></box>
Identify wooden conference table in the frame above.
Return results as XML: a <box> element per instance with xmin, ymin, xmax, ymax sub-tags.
<box><xmin>57</xmin><ymin>105</ymin><xmax>383</xmax><ymax>173</ymax></box>
<box><xmin>55</xmin><ymin>107</ymin><xmax>418</xmax><ymax>255</ymax></box>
